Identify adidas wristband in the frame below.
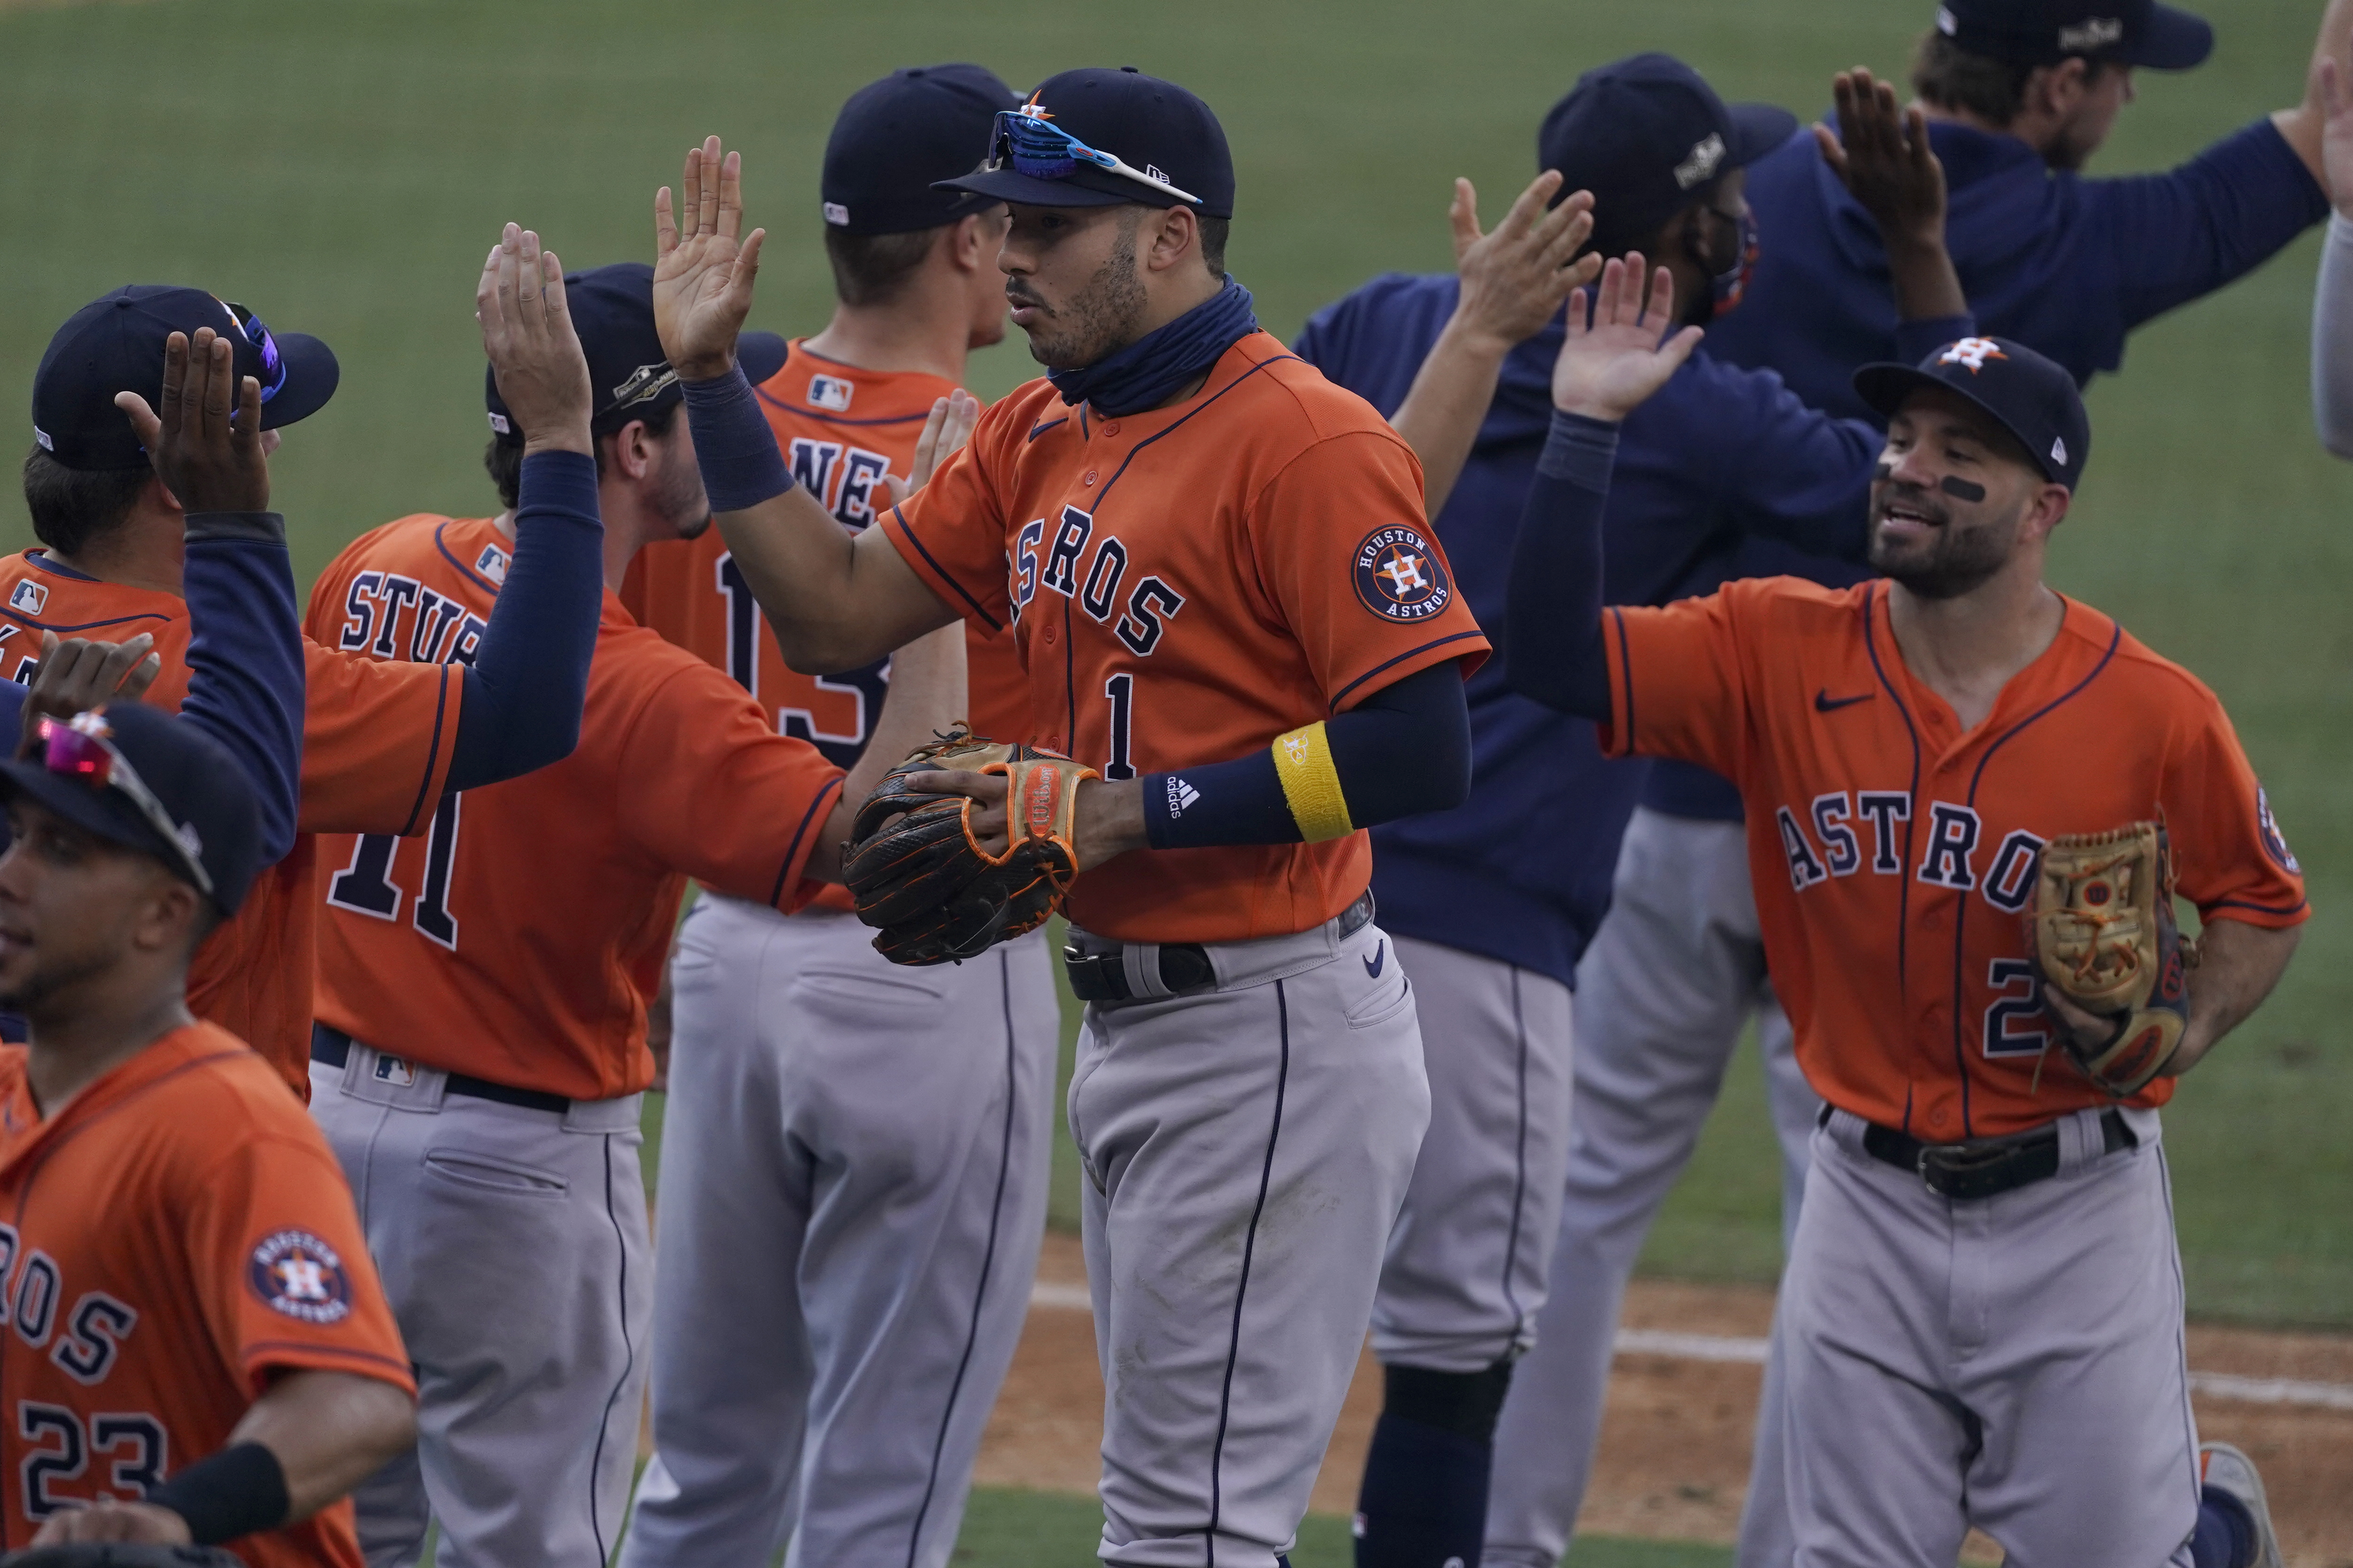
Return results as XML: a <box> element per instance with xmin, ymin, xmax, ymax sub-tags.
<box><xmin>680</xmin><ymin>364</ymin><xmax>794</xmax><ymax>513</ymax></box>
<box><xmin>148</xmin><ymin>1441</ymin><xmax>291</xmax><ymax>1545</ymax></box>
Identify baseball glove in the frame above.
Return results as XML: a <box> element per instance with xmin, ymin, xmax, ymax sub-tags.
<box><xmin>842</xmin><ymin>727</ymin><xmax>1098</xmax><ymax>966</ymax></box>
<box><xmin>0</xmin><ymin>1549</ymin><xmax>244</xmax><ymax>1567</ymax></box>
<box><xmin>2030</xmin><ymin>821</ymin><xmax>2196</xmax><ymax>1097</ymax></box>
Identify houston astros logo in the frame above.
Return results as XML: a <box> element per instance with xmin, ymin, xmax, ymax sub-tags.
<box><xmin>1938</xmin><ymin>337</ymin><xmax>2007</xmax><ymax>373</ymax></box>
<box><xmin>2256</xmin><ymin>786</ymin><xmax>2300</xmax><ymax>872</ymax></box>
<box><xmin>1018</xmin><ymin>91</ymin><xmax>1052</xmax><ymax>121</ymax></box>
<box><xmin>1353</xmin><ymin>524</ymin><xmax>1452</xmax><ymax>623</ymax></box>
<box><xmin>248</xmin><ymin>1229</ymin><xmax>352</xmax><ymax>1324</ymax></box>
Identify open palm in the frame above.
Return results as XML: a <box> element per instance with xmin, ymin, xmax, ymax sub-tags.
<box><xmin>653</xmin><ymin>134</ymin><xmax>768</xmax><ymax>380</ymax></box>
<box><xmin>1549</xmin><ymin>254</ymin><xmax>1703</xmax><ymax>423</ymax></box>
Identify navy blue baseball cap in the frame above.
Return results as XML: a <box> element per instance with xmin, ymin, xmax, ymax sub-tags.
<box><xmin>937</xmin><ymin>66</ymin><xmax>1235</xmax><ymax>218</ymax></box>
<box><xmin>32</xmin><ymin>285</ymin><xmax>339</xmax><ymax>473</ymax></box>
<box><xmin>1854</xmin><ymin>335</ymin><xmax>2091</xmax><ymax>488</ymax></box>
<box><xmin>1540</xmin><ymin>55</ymin><xmax>1798</xmax><ymax>260</ymax></box>
<box><xmin>486</xmin><ymin>262</ymin><xmax>787</xmax><ymax>442</ymax></box>
<box><xmin>1933</xmin><ymin>0</ymin><xmax>2212</xmax><ymax>69</ymax></box>
<box><xmin>824</xmin><ymin>65</ymin><xmax>1019</xmax><ymax>235</ymax></box>
<box><xmin>0</xmin><ymin>702</ymin><xmax>265</xmax><ymax>917</ymax></box>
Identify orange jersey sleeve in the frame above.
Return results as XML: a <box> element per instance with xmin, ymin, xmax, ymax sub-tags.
<box><xmin>0</xmin><ymin>1025</ymin><xmax>403</xmax><ymax>1568</ymax></box>
<box><xmin>312</xmin><ymin>515</ymin><xmax>845</xmax><ymax>1101</ymax></box>
<box><xmin>0</xmin><ymin>552</ymin><xmax>193</xmax><ymax>705</ymax></box>
<box><xmin>1591</xmin><ymin>578</ymin><xmax>2308</xmax><ymax>1140</ymax></box>
<box><xmin>885</xmin><ymin>334</ymin><xmax>1490</xmax><ymax>943</ymax></box>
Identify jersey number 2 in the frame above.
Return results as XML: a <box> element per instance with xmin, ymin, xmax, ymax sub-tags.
<box><xmin>326</xmin><ymin>792</ymin><xmax>465</xmax><ymax>951</ymax></box>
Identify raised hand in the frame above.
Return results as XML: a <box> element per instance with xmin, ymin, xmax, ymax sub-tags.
<box><xmin>881</xmin><ymin>390</ymin><xmax>982</xmax><ymax>508</ymax></box>
<box><xmin>2324</xmin><ymin>54</ymin><xmax>2353</xmax><ymax>217</ymax></box>
<box><xmin>1549</xmin><ymin>255</ymin><xmax>1703</xmax><ymax>423</ymax></box>
<box><xmin>1815</xmin><ymin>67</ymin><xmax>1946</xmax><ymax>250</ymax></box>
<box><xmin>1447</xmin><ymin>172</ymin><xmax>1604</xmax><ymax>351</ymax></box>
<box><xmin>112</xmin><ymin>328</ymin><xmax>269</xmax><ymax>513</ymax></box>
<box><xmin>18</xmin><ymin>632</ymin><xmax>160</xmax><ymax>751</ymax></box>
<box><xmin>478</xmin><ymin>223</ymin><xmax>592</xmax><ymax>457</ymax></box>
<box><xmin>653</xmin><ymin>135</ymin><xmax>768</xmax><ymax>381</ymax></box>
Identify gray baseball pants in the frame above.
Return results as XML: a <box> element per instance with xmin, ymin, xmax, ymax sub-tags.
<box><xmin>1785</xmin><ymin>1106</ymin><xmax>2199</xmax><ymax>1567</ymax></box>
<box><xmin>621</xmin><ymin>898</ymin><xmax>1059</xmax><ymax>1568</ymax></box>
<box><xmin>1371</xmin><ymin>937</ymin><xmax>1574</xmax><ymax>1372</ymax></box>
<box><xmin>1069</xmin><ymin>906</ymin><xmax>1430</xmax><ymax>1568</ymax></box>
<box><xmin>310</xmin><ymin>1042</ymin><xmax>651</xmax><ymax>1568</ymax></box>
<box><xmin>1484</xmin><ymin>806</ymin><xmax>1819</xmax><ymax>1568</ymax></box>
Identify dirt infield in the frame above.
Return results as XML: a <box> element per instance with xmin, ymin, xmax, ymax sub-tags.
<box><xmin>975</xmin><ymin>1233</ymin><xmax>2353</xmax><ymax>1567</ymax></box>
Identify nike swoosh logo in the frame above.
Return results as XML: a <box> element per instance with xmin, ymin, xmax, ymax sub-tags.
<box><xmin>1363</xmin><ymin>940</ymin><xmax>1386</xmax><ymax>979</ymax></box>
<box><xmin>1814</xmin><ymin>689</ymin><xmax>1873</xmax><ymax>712</ymax></box>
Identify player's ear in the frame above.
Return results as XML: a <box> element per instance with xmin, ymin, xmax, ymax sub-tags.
<box><xmin>2026</xmin><ymin>482</ymin><xmax>2072</xmax><ymax>541</ymax></box>
<box><xmin>128</xmin><ymin>866</ymin><xmax>203</xmax><ymax>958</ymax></box>
<box><xmin>1140</xmin><ymin>204</ymin><xmax>1199</xmax><ymax>277</ymax></box>
<box><xmin>613</xmin><ymin>419</ymin><xmax>654</xmax><ymax>481</ymax></box>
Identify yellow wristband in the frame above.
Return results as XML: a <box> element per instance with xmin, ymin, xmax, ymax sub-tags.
<box><xmin>1272</xmin><ymin>721</ymin><xmax>1355</xmax><ymax>844</ymax></box>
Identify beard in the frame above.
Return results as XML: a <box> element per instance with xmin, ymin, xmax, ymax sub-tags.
<box><xmin>0</xmin><ymin>941</ymin><xmax>109</xmax><ymax>1016</ymax></box>
<box><xmin>1866</xmin><ymin>481</ymin><xmax>2019</xmax><ymax>600</ymax></box>
<box><xmin>1013</xmin><ymin>221</ymin><xmax>1148</xmax><ymax>370</ymax></box>
<box><xmin>653</xmin><ymin>438</ymin><xmax>712</xmax><ymax>540</ymax></box>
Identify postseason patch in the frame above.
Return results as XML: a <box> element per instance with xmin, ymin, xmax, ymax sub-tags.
<box><xmin>248</xmin><ymin>1229</ymin><xmax>352</xmax><ymax>1325</ymax></box>
<box><xmin>1352</xmin><ymin>524</ymin><xmax>1452</xmax><ymax>623</ymax></box>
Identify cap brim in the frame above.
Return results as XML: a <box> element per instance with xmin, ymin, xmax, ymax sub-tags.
<box><xmin>935</xmin><ymin>166</ymin><xmax>1141</xmax><ymax>209</ymax></box>
<box><xmin>2117</xmin><ymin>3</ymin><xmax>2213</xmax><ymax>69</ymax></box>
<box><xmin>0</xmin><ymin>761</ymin><xmax>186</xmax><ymax>875</ymax></box>
<box><xmin>738</xmin><ymin>331</ymin><xmax>790</xmax><ymax>388</ymax></box>
<box><xmin>257</xmin><ymin>331</ymin><xmax>340</xmax><ymax>431</ymax></box>
<box><xmin>1727</xmin><ymin>103</ymin><xmax>1801</xmax><ymax>168</ymax></box>
<box><xmin>1851</xmin><ymin>362</ymin><xmax>2066</xmax><ymax>485</ymax></box>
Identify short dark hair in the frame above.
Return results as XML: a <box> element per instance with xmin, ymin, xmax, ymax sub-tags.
<box><xmin>1198</xmin><ymin>215</ymin><xmax>1229</xmax><ymax>276</ymax></box>
<box><xmin>1911</xmin><ymin>30</ymin><xmax>2114</xmax><ymax>127</ymax></box>
<box><xmin>21</xmin><ymin>447</ymin><xmax>150</xmax><ymax>558</ymax></box>
<box><xmin>824</xmin><ymin>225</ymin><xmax>942</xmax><ymax>308</ymax></box>
<box><xmin>482</xmin><ymin>398</ymin><xmax>683</xmax><ymax>511</ymax></box>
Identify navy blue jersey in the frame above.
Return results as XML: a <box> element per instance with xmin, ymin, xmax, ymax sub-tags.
<box><xmin>1711</xmin><ymin>117</ymin><xmax>2328</xmax><ymax>422</ymax></box>
<box><xmin>1296</xmin><ymin>274</ymin><xmax>1890</xmax><ymax>979</ymax></box>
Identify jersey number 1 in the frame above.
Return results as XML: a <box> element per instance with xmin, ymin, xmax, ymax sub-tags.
<box><xmin>326</xmin><ymin>792</ymin><xmax>464</xmax><ymax>951</ymax></box>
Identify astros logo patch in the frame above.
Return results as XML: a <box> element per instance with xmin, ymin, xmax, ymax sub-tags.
<box><xmin>248</xmin><ymin>1230</ymin><xmax>352</xmax><ymax>1324</ymax></box>
<box><xmin>1353</xmin><ymin>525</ymin><xmax>1451</xmax><ymax>623</ymax></box>
<box><xmin>1938</xmin><ymin>337</ymin><xmax>2007</xmax><ymax>373</ymax></box>
<box><xmin>2256</xmin><ymin>786</ymin><xmax>2300</xmax><ymax>873</ymax></box>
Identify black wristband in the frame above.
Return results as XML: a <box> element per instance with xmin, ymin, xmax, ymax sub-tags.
<box><xmin>182</xmin><ymin>510</ymin><xmax>288</xmax><ymax>546</ymax></box>
<box><xmin>148</xmin><ymin>1441</ymin><xmax>291</xmax><ymax>1545</ymax></box>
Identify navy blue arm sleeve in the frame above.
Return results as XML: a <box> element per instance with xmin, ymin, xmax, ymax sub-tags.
<box><xmin>177</xmin><ymin>512</ymin><xmax>306</xmax><ymax>864</ymax></box>
<box><xmin>1140</xmin><ymin>660</ymin><xmax>1472</xmax><ymax>850</ymax></box>
<box><xmin>2098</xmin><ymin>118</ymin><xmax>2328</xmax><ymax>333</ymax></box>
<box><xmin>445</xmin><ymin>449</ymin><xmax>605</xmax><ymax>792</ymax></box>
<box><xmin>1502</xmin><ymin>411</ymin><xmax>1617</xmax><ymax>720</ymax></box>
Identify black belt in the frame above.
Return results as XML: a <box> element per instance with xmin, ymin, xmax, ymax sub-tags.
<box><xmin>1064</xmin><ymin>890</ymin><xmax>1376</xmax><ymax>1004</ymax></box>
<box><xmin>1859</xmin><ymin>1107</ymin><xmax>2136</xmax><ymax>1201</ymax></box>
<box><xmin>311</xmin><ymin>1024</ymin><xmax>572</xmax><ymax>1116</ymax></box>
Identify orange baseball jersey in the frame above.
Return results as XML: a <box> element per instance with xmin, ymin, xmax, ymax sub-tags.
<box><xmin>0</xmin><ymin>1022</ymin><xmax>412</xmax><ymax>1565</ymax></box>
<box><xmin>0</xmin><ymin>554</ymin><xmax>464</xmax><ymax>1097</ymax></box>
<box><xmin>622</xmin><ymin>342</ymin><xmax>1029</xmax><ymax>913</ymax></box>
<box><xmin>308</xmin><ymin>515</ymin><xmax>846</xmax><ymax>1102</ymax></box>
<box><xmin>886</xmin><ymin>330</ymin><xmax>1489</xmax><ymax>944</ymax></box>
<box><xmin>1598</xmin><ymin>578</ymin><xmax>2308</xmax><ymax>1140</ymax></box>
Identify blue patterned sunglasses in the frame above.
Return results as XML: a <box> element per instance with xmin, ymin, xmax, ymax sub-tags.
<box><xmin>988</xmin><ymin>101</ymin><xmax>1199</xmax><ymax>207</ymax></box>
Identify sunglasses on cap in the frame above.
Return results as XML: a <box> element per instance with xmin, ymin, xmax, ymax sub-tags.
<box><xmin>988</xmin><ymin>104</ymin><xmax>1200</xmax><ymax>207</ymax></box>
<box><xmin>30</xmin><ymin>713</ymin><xmax>212</xmax><ymax>897</ymax></box>
<box><xmin>220</xmin><ymin>300</ymin><xmax>287</xmax><ymax>405</ymax></box>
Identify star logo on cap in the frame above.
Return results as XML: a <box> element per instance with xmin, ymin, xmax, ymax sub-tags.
<box><xmin>1938</xmin><ymin>337</ymin><xmax>2008</xmax><ymax>373</ymax></box>
<box><xmin>1018</xmin><ymin>91</ymin><xmax>1053</xmax><ymax>121</ymax></box>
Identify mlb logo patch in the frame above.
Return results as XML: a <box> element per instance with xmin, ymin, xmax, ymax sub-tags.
<box><xmin>475</xmin><ymin>544</ymin><xmax>511</xmax><ymax>585</ymax></box>
<box><xmin>808</xmin><ymin>375</ymin><xmax>854</xmax><ymax>413</ymax></box>
<box><xmin>8</xmin><ymin>580</ymin><xmax>47</xmax><ymax>616</ymax></box>
<box><xmin>372</xmin><ymin>1054</ymin><xmax>417</xmax><ymax>1088</ymax></box>
<box><xmin>823</xmin><ymin>202</ymin><xmax>851</xmax><ymax>227</ymax></box>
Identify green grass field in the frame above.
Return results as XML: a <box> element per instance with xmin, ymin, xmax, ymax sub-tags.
<box><xmin>5</xmin><ymin>0</ymin><xmax>2346</xmax><ymax>1344</ymax></box>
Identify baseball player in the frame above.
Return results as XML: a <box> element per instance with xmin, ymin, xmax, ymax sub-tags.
<box><xmin>6</xmin><ymin>233</ymin><xmax>611</xmax><ymax>1098</ymax></box>
<box><xmin>1509</xmin><ymin>265</ymin><xmax>2297</xmax><ymax>1566</ymax></box>
<box><xmin>652</xmin><ymin>72</ymin><xmax>1487</xmax><ymax>1565</ymax></box>
<box><xmin>304</xmin><ymin>261</ymin><xmax>963</xmax><ymax>1568</ymax></box>
<box><xmin>1296</xmin><ymin>60</ymin><xmax>1971</xmax><ymax>1568</ymax></box>
<box><xmin>1484</xmin><ymin>0</ymin><xmax>2353</xmax><ymax>1550</ymax></box>
<box><xmin>617</xmin><ymin>67</ymin><xmax>1064</xmax><ymax>1568</ymax></box>
<box><xmin>0</xmin><ymin>700</ymin><xmax>418</xmax><ymax>1568</ymax></box>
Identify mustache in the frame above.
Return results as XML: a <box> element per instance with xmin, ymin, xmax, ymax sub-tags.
<box><xmin>1004</xmin><ymin>283</ymin><xmax>1051</xmax><ymax>313</ymax></box>
<box><xmin>1873</xmin><ymin>477</ymin><xmax>1955</xmax><ymax>528</ymax></box>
